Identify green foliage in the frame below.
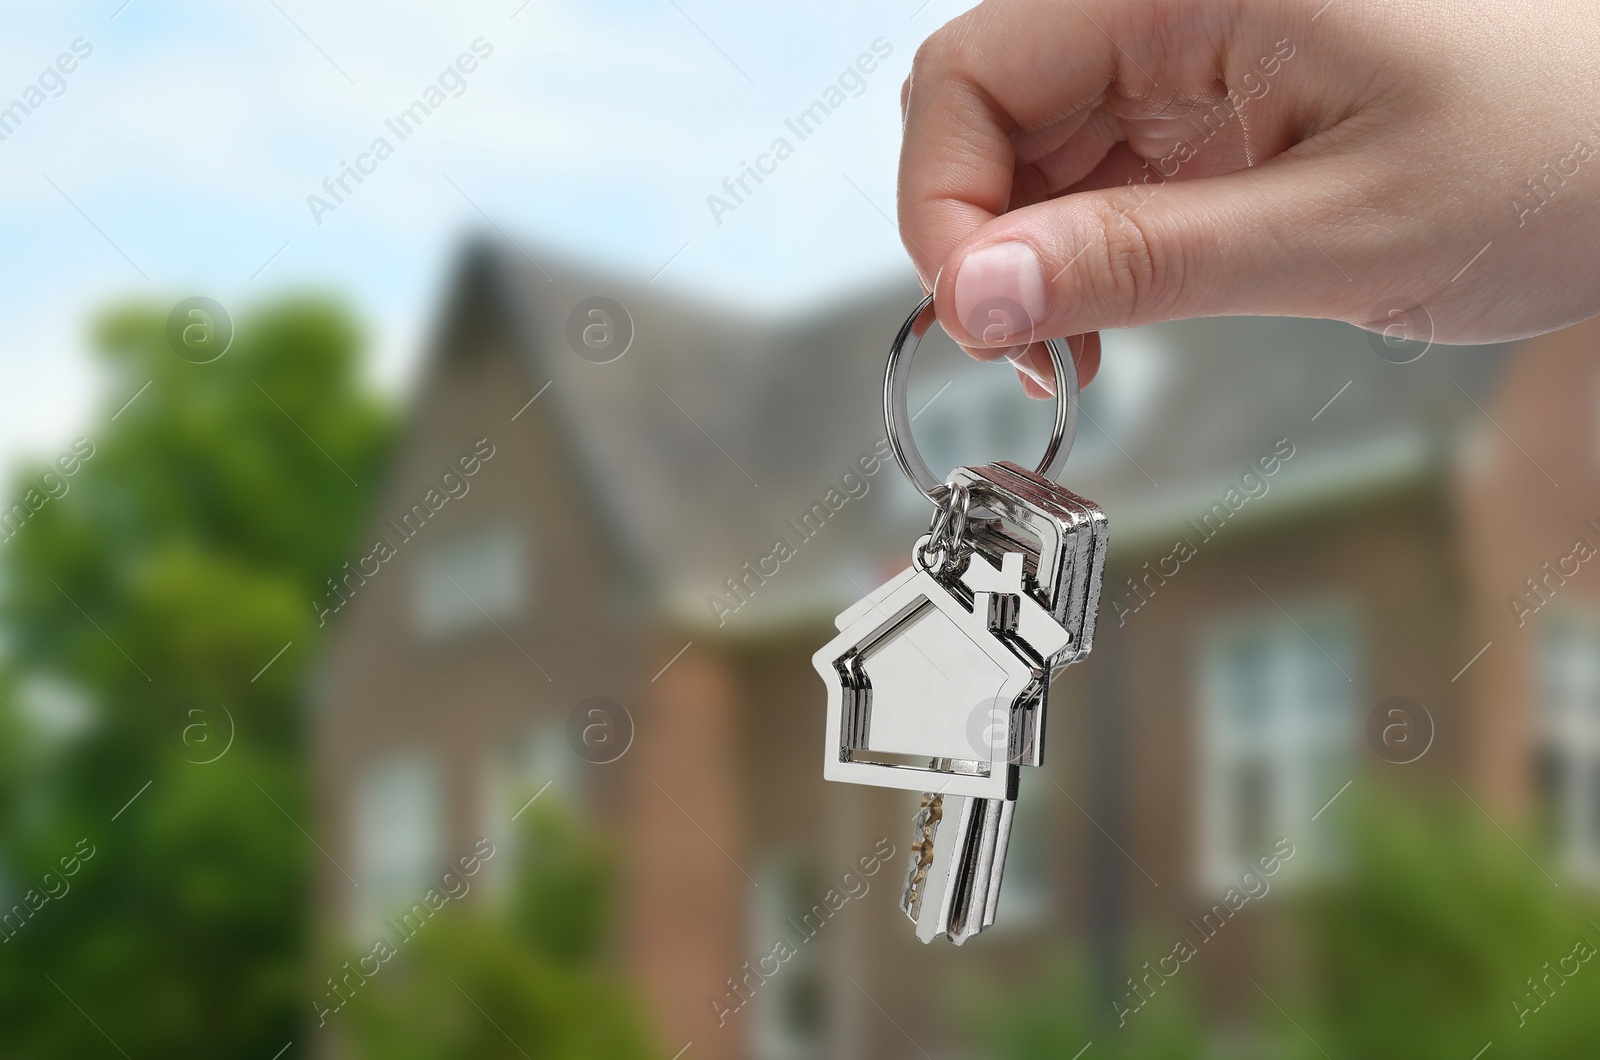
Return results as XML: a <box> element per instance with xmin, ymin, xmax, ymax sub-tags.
<box><xmin>1287</xmin><ymin>792</ymin><xmax>1600</xmax><ymax>1060</ymax></box>
<box><xmin>507</xmin><ymin>804</ymin><xmax>619</xmax><ymax>963</ymax></box>
<box><xmin>341</xmin><ymin>805</ymin><xmax>658</xmax><ymax>1060</ymax></box>
<box><xmin>980</xmin><ymin>793</ymin><xmax>1600</xmax><ymax>1060</ymax></box>
<box><xmin>0</xmin><ymin>296</ymin><xmax>392</xmax><ymax>1056</ymax></box>
<box><xmin>971</xmin><ymin>951</ymin><xmax>1210</xmax><ymax>1060</ymax></box>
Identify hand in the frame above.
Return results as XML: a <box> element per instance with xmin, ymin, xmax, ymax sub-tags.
<box><xmin>898</xmin><ymin>0</ymin><xmax>1600</xmax><ymax>397</ymax></box>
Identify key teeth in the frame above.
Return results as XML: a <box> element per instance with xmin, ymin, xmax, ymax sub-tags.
<box><xmin>902</xmin><ymin>793</ymin><xmax>1015</xmax><ymax>945</ymax></box>
<box><xmin>900</xmin><ymin>793</ymin><xmax>943</xmax><ymax>925</ymax></box>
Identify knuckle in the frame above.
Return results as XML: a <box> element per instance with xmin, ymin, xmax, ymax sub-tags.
<box><xmin>1073</xmin><ymin>197</ymin><xmax>1176</xmax><ymax>326</ymax></box>
<box><xmin>911</xmin><ymin>23</ymin><xmax>979</xmax><ymax>79</ymax></box>
<box><xmin>910</xmin><ymin>31</ymin><xmax>946</xmax><ymax>74</ymax></box>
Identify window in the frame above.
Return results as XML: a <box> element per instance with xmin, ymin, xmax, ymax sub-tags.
<box><xmin>893</xmin><ymin>328</ymin><xmax>1055</xmax><ymax>521</ymax></box>
<box><xmin>479</xmin><ymin>722</ymin><xmax>580</xmax><ymax>897</ymax></box>
<box><xmin>1540</xmin><ymin>614</ymin><xmax>1600</xmax><ymax>878</ymax></box>
<box><xmin>353</xmin><ymin>753</ymin><xmax>443</xmax><ymax>938</ymax></box>
<box><xmin>905</xmin><ymin>326</ymin><xmax>1166</xmax><ymax>494</ymax></box>
<box><xmin>1074</xmin><ymin>328</ymin><xmax>1167</xmax><ymax>463</ymax></box>
<box><xmin>995</xmin><ymin>789</ymin><xmax>1049</xmax><ymax>927</ymax></box>
<box><xmin>411</xmin><ymin>523</ymin><xmax>526</xmax><ymax>639</ymax></box>
<box><xmin>915</xmin><ymin>368</ymin><xmax>1047</xmax><ymax>484</ymax></box>
<box><xmin>1198</xmin><ymin>608</ymin><xmax>1357</xmax><ymax>891</ymax></box>
<box><xmin>751</xmin><ymin>861</ymin><xmax>824</xmax><ymax>1060</ymax></box>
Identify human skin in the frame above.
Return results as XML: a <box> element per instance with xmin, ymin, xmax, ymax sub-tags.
<box><xmin>897</xmin><ymin>0</ymin><xmax>1600</xmax><ymax>395</ymax></box>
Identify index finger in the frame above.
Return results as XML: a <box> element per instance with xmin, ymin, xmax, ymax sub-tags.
<box><xmin>897</xmin><ymin>0</ymin><xmax>1135</xmax><ymax>291</ymax></box>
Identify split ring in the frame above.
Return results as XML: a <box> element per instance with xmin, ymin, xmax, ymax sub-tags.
<box><xmin>883</xmin><ymin>293</ymin><xmax>1079</xmax><ymax>504</ymax></box>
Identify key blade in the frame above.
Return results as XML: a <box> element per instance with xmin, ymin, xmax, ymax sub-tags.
<box><xmin>977</xmin><ymin>797</ymin><xmax>1016</xmax><ymax>933</ymax></box>
<box><xmin>901</xmin><ymin>793</ymin><xmax>1015</xmax><ymax>945</ymax></box>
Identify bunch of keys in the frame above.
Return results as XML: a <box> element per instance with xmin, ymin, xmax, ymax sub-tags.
<box><xmin>813</xmin><ymin>295</ymin><xmax>1107</xmax><ymax>945</ymax></box>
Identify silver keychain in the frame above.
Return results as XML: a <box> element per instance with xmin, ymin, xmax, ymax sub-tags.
<box><xmin>814</xmin><ymin>294</ymin><xmax>1108</xmax><ymax>945</ymax></box>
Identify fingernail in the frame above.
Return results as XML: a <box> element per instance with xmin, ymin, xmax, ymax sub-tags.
<box><xmin>953</xmin><ymin>241</ymin><xmax>1047</xmax><ymax>344</ymax></box>
<box><xmin>1012</xmin><ymin>362</ymin><xmax>1052</xmax><ymax>400</ymax></box>
<box><xmin>1006</xmin><ymin>350</ymin><xmax>1056</xmax><ymax>397</ymax></box>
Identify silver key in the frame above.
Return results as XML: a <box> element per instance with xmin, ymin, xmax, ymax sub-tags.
<box><xmin>820</xmin><ymin>293</ymin><xmax>1107</xmax><ymax>945</ymax></box>
<box><xmin>920</xmin><ymin>465</ymin><xmax>1104</xmax><ymax>945</ymax></box>
<box><xmin>815</xmin><ymin>461</ymin><xmax>1106</xmax><ymax>945</ymax></box>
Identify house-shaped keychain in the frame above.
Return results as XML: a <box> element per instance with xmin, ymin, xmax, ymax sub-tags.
<box><xmin>815</xmin><ymin>546</ymin><xmax>1071</xmax><ymax>802</ymax></box>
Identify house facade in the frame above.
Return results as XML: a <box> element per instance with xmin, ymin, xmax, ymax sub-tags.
<box><xmin>315</xmin><ymin>238</ymin><xmax>1600</xmax><ymax>1058</ymax></box>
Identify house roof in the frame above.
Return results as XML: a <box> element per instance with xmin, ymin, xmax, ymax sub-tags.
<box><xmin>456</xmin><ymin>236</ymin><xmax>1510</xmax><ymax>635</ymax></box>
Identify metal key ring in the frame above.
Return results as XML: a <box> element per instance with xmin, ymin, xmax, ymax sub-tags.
<box><xmin>884</xmin><ymin>292</ymin><xmax>1079</xmax><ymax>505</ymax></box>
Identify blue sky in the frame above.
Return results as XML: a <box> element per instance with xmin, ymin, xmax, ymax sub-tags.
<box><xmin>0</xmin><ymin>0</ymin><xmax>972</xmax><ymax>469</ymax></box>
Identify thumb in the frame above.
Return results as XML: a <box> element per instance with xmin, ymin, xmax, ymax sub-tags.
<box><xmin>933</xmin><ymin>156</ymin><xmax>1376</xmax><ymax>346</ymax></box>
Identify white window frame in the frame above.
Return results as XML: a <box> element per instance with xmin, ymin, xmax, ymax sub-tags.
<box><xmin>478</xmin><ymin>721</ymin><xmax>580</xmax><ymax>899</ymax></box>
<box><xmin>352</xmin><ymin>751</ymin><xmax>443</xmax><ymax>939</ymax></box>
<box><xmin>411</xmin><ymin>522</ymin><xmax>526</xmax><ymax>640</ymax></box>
<box><xmin>1197</xmin><ymin>603</ymin><xmax>1358</xmax><ymax>892</ymax></box>
<box><xmin>750</xmin><ymin>859</ymin><xmax>823</xmax><ymax>1060</ymax></box>
<box><xmin>1539</xmin><ymin>610</ymin><xmax>1600</xmax><ymax>880</ymax></box>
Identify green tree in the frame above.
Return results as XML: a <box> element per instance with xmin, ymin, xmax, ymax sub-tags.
<box><xmin>978</xmin><ymin>793</ymin><xmax>1600</xmax><ymax>1060</ymax></box>
<box><xmin>0</xmin><ymin>297</ymin><xmax>391</xmax><ymax>1055</ymax></box>
<box><xmin>1288</xmin><ymin>794</ymin><xmax>1600</xmax><ymax>1060</ymax></box>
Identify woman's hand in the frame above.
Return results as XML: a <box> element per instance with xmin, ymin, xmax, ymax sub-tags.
<box><xmin>898</xmin><ymin>0</ymin><xmax>1600</xmax><ymax>395</ymax></box>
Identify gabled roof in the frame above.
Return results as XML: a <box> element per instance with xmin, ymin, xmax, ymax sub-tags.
<box><xmin>448</xmin><ymin>235</ymin><xmax>1510</xmax><ymax>634</ymax></box>
<box><xmin>1064</xmin><ymin>313</ymin><xmax>1509</xmax><ymax>548</ymax></box>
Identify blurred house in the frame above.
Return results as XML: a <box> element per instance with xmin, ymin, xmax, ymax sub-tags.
<box><xmin>315</xmin><ymin>236</ymin><xmax>1600</xmax><ymax>1059</ymax></box>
